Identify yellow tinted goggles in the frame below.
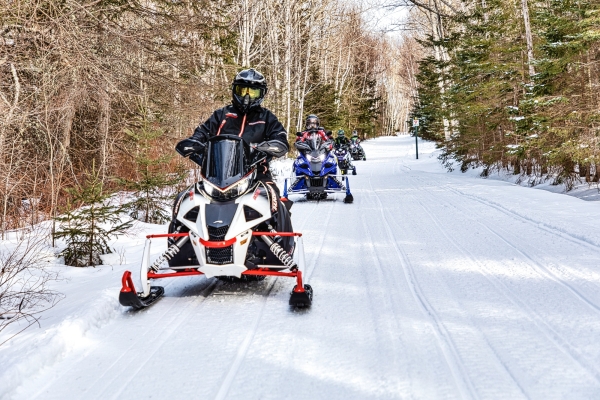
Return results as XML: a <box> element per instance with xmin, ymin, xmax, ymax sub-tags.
<box><xmin>234</xmin><ymin>86</ymin><xmax>262</xmax><ymax>100</ymax></box>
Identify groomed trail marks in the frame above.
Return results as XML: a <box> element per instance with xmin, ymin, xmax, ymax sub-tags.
<box><xmin>366</xmin><ymin>171</ymin><xmax>479</xmax><ymax>400</ymax></box>
<box><xmin>413</xmin><ymin>182</ymin><xmax>599</xmax><ymax>390</ymax></box>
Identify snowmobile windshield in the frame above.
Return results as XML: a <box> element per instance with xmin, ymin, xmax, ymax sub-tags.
<box><xmin>307</xmin><ymin>132</ymin><xmax>322</xmax><ymax>151</ymax></box>
<box><xmin>202</xmin><ymin>136</ymin><xmax>249</xmax><ymax>189</ymax></box>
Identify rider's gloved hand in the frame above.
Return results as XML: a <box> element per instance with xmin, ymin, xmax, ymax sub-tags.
<box><xmin>252</xmin><ymin>140</ymin><xmax>288</xmax><ymax>157</ymax></box>
<box><xmin>176</xmin><ymin>138</ymin><xmax>205</xmax><ymax>157</ymax></box>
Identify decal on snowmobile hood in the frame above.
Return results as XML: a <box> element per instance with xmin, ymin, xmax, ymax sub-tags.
<box><xmin>205</xmin><ymin>202</ymin><xmax>238</xmax><ymax>228</ymax></box>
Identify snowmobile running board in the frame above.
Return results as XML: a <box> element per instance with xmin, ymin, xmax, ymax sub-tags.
<box><xmin>119</xmin><ymin>231</ymin><xmax>312</xmax><ymax>309</ymax></box>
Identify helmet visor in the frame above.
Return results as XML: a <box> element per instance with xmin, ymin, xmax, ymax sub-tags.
<box><xmin>306</xmin><ymin>117</ymin><xmax>318</xmax><ymax>129</ymax></box>
<box><xmin>234</xmin><ymin>85</ymin><xmax>262</xmax><ymax>100</ymax></box>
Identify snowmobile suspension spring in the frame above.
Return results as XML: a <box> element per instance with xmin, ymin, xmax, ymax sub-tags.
<box><xmin>260</xmin><ymin>235</ymin><xmax>296</xmax><ymax>270</ymax></box>
<box><xmin>149</xmin><ymin>236</ymin><xmax>189</xmax><ymax>272</ymax></box>
<box><xmin>269</xmin><ymin>242</ymin><xmax>296</xmax><ymax>269</ymax></box>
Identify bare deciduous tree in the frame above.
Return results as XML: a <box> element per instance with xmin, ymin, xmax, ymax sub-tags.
<box><xmin>0</xmin><ymin>230</ymin><xmax>62</xmax><ymax>346</ymax></box>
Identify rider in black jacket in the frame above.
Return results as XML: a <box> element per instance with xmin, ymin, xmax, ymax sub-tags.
<box><xmin>176</xmin><ymin>69</ymin><xmax>289</xmax><ymax>199</ymax></box>
<box><xmin>334</xmin><ymin>129</ymin><xmax>350</xmax><ymax>148</ymax></box>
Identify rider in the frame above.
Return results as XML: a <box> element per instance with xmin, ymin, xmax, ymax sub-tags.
<box><xmin>350</xmin><ymin>129</ymin><xmax>366</xmax><ymax>160</ymax></box>
<box><xmin>176</xmin><ymin>68</ymin><xmax>288</xmax><ymax>200</ymax></box>
<box><xmin>295</xmin><ymin>114</ymin><xmax>332</xmax><ymax>151</ymax></box>
<box><xmin>334</xmin><ymin>129</ymin><xmax>350</xmax><ymax>148</ymax></box>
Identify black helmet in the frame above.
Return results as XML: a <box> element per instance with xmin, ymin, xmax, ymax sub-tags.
<box><xmin>305</xmin><ymin>114</ymin><xmax>320</xmax><ymax>130</ymax></box>
<box><xmin>231</xmin><ymin>68</ymin><xmax>267</xmax><ymax>113</ymax></box>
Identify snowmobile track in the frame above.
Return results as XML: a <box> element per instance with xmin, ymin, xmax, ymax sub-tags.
<box><xmin>412</xmin><ymin>183</ymin><xmax>600</xmax><ymax>385</ymax></box>
<box><xmin>213</xmin><ymin>278</ymin><xmax>277</xmax><ymax>400</ymax></box>
<box><xmin>446</xmin><ymin>185</ymin><xmax>600</xmax><ymax>252</ymax></box>
<box><xmin>211</xmin><ymin>200</ymin><xmax>321</xmax><ymax>400</ymax></box>
<box><xmin>306</xmin><ymin>197</ymin><xmax>337</xmax><ymax>281</ymax></box>
<box><xmin>103</xmin><ymin>279</ymin><xmax>222</xmax><ymax>398</ymax></box>
<box><xmin>425</xmin><ymin>180</ymin><xmax>600</xmax><ymax>315</ymax></box>
<box><xmin>367</xmin><ymin>174</ymin><xmax>479</xmax><ymax>400</ymax></box>
<box><xmin>358</xmin><ymin>204</ymin><xmax>423</xmax><ymax>392</ymax></box>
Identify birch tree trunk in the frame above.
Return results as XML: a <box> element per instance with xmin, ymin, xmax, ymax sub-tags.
<box><xmin>521</xmin><ymin>0</ymin><xmax>536</xmax><ymax>78</ymax></box>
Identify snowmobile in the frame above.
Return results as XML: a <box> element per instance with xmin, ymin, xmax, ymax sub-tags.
<box><xmin>334</xmin><ymin>144</ymin><xmax>356</xmax><ymax>175</ymax></box>
<box><xmin>350</xmin><ymin>141</ymin><xmax>366</xmax><ymax>161</ymax></box>
<box><xmin>119</xmin><ymin>135</ymin><xmax>312</xmax><ymax>309</ymax></box>
<box><xmin>285</xmin><ymin>130</ymin><xmax>354</xmax><ymax>203</ymax></box>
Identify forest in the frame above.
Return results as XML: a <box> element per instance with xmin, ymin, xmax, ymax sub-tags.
<box><xmin>410</xmin><ymin>0</ymin><xmax>600</xmax><ymax>189</ymax></box>
<box><xmin>0</xmin><ymin>0</ymin><xmax>418</xmax><ymax>237</ymax></box>
<box><xmin>1</xmin><ymin>0</ymin><xmax>599</xmax><ymax>237</ymax></box>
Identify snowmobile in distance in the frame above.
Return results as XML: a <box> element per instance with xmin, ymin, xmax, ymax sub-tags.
<box><xmin>119</xmin><ymin>135</ymin><xmax>312</xmax><ymax>309</ymax></box>
<box><xmin>350</xmin><ymin>142</ymin><xmax>366</xmax><ymax>161</ymax></box>
<box><xmin>285</xmin><ymin>129</ymin><xmax>354</xmax><ymax>203</ymax></box>
<box><xmin>334</xmin><ymin>144</ymin><xmax>356</xmax><ymax>175</ymax></box>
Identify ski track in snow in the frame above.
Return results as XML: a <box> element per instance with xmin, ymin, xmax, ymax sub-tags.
<box><xmin>103</xmin><ymin>279</ymin><xmax>221</xmax><ymax>399</ymax></box>
<box><xmin>213</xmin><ymin>279</ymin><xmax>276</xmax><ymax>400</ymax></box>
<box><xmin>446</xmin><ymin>185</ymin><xmax>600</xmax><ymax>254</ymax></box>
<box><xmin>367</xmin><ymin>176</ymin><xmax>479</xmax><ymax>400</ymax></box>
<box><xmin>416</xmin><ymin>171</ymin><xmax>600</xmax><ymax>314</ymax></box>
<box><xmin>412</xmin><ymin>175</ymin><xmax>600</xmax><ymax>389</ymax></box>
<box><xmin>3</xmin><ymin>136</ymin><xmax>600</xmax><ymax>399</ymax></box>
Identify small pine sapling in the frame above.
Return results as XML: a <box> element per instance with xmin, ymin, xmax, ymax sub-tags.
<box><xmin>54</xmin><ymin>165</ymin><xmax>132</xmax><ymax>267</ymax></box>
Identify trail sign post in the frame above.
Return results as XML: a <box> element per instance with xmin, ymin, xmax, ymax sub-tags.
<box><xmin>413</xmin><ymin>118</ymin><xmax>419</xmax><ymax>159</ymax></box>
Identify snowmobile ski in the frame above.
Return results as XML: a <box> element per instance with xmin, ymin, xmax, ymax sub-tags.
<box><xmin>119</xmin><ymin>271</ymin><xmax>164</xmax><ymax>309</ymax></box>
<box><xmin>289</xmin><ymin>284</ymin><xmax>313</xmax><ymax>307</ymax></box>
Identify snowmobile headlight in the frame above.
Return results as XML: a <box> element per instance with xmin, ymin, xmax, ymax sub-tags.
<box><xmin>234</xmin><ymin>175</ymin><xmax>251</xmax><ymax>195</ymax></box>
<box><xmin>309</xmin><ymin>154</ymin><xmax>325</xmax><ymax>162</ymax></box>
<box><xmin>202</xmin><ymin>180</ymin><xmax>219</xmax><ymax>198</ymax></box>
<box><xmin>202</xmin><ymin>173</ymin><xmax>254</xmax><ymax>200</ymax></box>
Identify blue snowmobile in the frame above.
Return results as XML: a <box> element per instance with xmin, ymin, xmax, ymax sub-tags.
<box><xmin>284</xmin><ymin>129</ymin><xmax>353</xmax><ymax>203</ymax></box>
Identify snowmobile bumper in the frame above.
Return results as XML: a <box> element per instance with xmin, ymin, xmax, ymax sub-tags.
<box><xmin>119</xmin><ymin>231</ymin><xmax>311</xmax><ymax>309</ymax></box>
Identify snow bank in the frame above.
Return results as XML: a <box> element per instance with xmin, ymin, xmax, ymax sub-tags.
<box><xmin>0</xmin><ymin>290</ymin><xmax>121</xmax><ymax>398</ymax></box>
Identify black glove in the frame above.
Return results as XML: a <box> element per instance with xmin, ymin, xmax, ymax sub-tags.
<box><xmin>176</xmin><ymin>138</ymin><xmax>205</xmax><ymax>157</ymax></box>
<box><xmin>252</xmin><ymin>140</ymin><xmax>288</xmax><ymax>158</ymax></box>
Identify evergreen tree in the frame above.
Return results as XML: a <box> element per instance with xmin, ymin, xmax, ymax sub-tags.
<box><xmin>54</xmin><ymin>166</ymin><xmax>131</xmax><ymax>267</ymax></box>
<box><xmin>119</xmin><ymin>113</ymin><xmax>185</xmax><ymax>224</ymax></box>
<box><xmin>411</xmin><ymin>0</ymin><xmax>600</xmax><ymax>186</ymax></box>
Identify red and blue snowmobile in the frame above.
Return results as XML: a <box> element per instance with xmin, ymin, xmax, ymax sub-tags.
<box><xmin>119</xmin><ymin>135</ymin><xmax>312</xmax><ymax>309</ymax></box>
<box><xmin>284</xmin><ymin>129</ymin><xmax>354</xmax><ymax>203</ymax></box>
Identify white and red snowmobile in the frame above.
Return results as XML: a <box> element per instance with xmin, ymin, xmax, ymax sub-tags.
<box><xmin>119</xmin><ymin>135</ymin><xmax>312</xmax><ymax>309</ymax></box>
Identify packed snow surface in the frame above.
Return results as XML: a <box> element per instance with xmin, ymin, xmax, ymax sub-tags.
<box><xmin>3</xmin><ymin>136</ymin><xmax>600</xmax><ymax>399</ymax></box>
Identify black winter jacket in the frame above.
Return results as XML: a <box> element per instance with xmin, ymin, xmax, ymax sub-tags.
<box><xmin>191</xmin><ymin>105</ymin><xmax>289</xmax><ymax>158</ymax></box>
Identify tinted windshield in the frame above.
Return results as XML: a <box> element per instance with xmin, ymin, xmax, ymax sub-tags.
<box><xmin>307</xmin><ymin>132</ymin><xmax>323</xmax><ymax>151</ymax></box>
<box><xmin>202</xmin><ymin>138</ymin><xmax>248</xmax><ymax>188</ymax></box>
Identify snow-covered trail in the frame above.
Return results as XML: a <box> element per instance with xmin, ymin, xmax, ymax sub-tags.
<box><xmin>4</xmin><ymin>136</ymin><xmax>600</xmax><ymax>399</ymax></box>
